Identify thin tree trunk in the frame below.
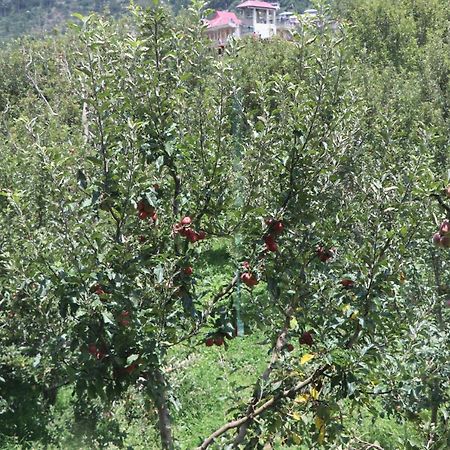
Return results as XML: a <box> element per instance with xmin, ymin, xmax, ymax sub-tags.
<box><xmin>149</xmin><ymin>368</ymin><xmax>174</xmax><ymax>450</ymax></box>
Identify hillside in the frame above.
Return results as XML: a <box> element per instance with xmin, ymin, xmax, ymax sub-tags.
<box><xmin>0</xmin><ymin>0</ymin><xmax>311</xmax><ymax>40</ymax></box>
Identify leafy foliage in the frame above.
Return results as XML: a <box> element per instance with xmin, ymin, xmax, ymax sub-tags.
<box><xmin>0</xmin><ymin>1</ymin><xmax>449</xmax><ymax>449</ymax></box>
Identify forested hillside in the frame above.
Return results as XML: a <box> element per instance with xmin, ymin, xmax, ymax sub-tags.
<box><xmin>0</xmin><ymin>0</ymin><xmax>311</xmax><ymax>40</ymax></box>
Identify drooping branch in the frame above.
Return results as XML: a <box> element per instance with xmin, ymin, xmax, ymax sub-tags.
<box><xmin>197</xmin><ymin>365</ymin><xmax>329</xmax><ymax>450</ymax></box>
<box><xmin>233</xmin><ymin>306</ymin><xmax>294</xmax><ymax>446</ymax></box>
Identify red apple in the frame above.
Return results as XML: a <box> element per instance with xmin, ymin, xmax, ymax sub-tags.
<box><xmin>118</xmin><ymin>311</ymin><xmax>130</xmax><ymax>327</ymax></box>
<box><xmin>214</xmin><ymin>336</ymin><xmax>224</xmax><ymax>346</ymax></box>
<box><xmin>183</xmin><ymin>266</ymin><xmax>193</xmax><ymax>276</ymax></box>
<box><xmin>241</xmin><ymin>272</ymin><xmax>258</xmax><ymax>287</ymax></box>
<box><xmin>88</xmin><ymin>343</ymin><xmax>98</xmax><ymax>356</ymax></box>
<box><xmin>264</xmin><ymin>235</ymin><xmax>278</xmax><ymax>252</ymax></box>
<box><xmin>94</xmin><ymin>286</ymin><xmax>106</xmax><ymax>295</ymax></box>
<box><xmin>286</xmin><ymin>343</ymin><xmax>294</xmax><ymax>352</ymax></box>
<box><xmin>340</xmin><ymin>278</ymin><xmax>354</xmax><ymax>288</ymax></box>
<box><xmin>299</xmin><ymin>331</ymin><xmax>314</xmax><ymax>346</ymax></box>
<box><xmin>197</xmin><ymin>230</ymin><xmax>206</xmax><ymax>240</ymax></box>
<box><xmin>440</xmin><ymin>219</ymin><xmax>450</xmax><ymax>235</ymax></box>
<box><xmin>205</xmin><ymin>338</ymin><xmax>214</xmax><ymax>347</ymax></box>
<box><xmin>186</xmin><ymin>229</ymin><xmax>198</xmax><ymax>243</ymax></box>
<box><xmin>440</xmin><ymin>235</ymin><xmax>450</xmax><ymax>248</ymax></box>
<box><xmin>433</xmin><ymin>232</ymin><xmax>442</xmax><ymax>246</ymax></box>
<box><xmin>242</xmin><ymin>261</ymin><xmax>250</xmax><ymax>269</ymax></box>
<box><xmin>272</xmin><ymin>220</ymin><xmax>284</xmax><ymax>234</ymax></box>
<box><xmin>181</xmin><ymin>216</ymin><xmax>192</xmax><ymax>226</ymax></box>
<box><xmin>138</xmin><ymin>210</ymin><xmax>149</xmax><ymax>220</ymax></box>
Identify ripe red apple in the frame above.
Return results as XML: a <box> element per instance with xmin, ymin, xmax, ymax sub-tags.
<box><xmin>317</xmin><ymin>246</ymin><xmax>333</xmax><ymax>262</ymax></box>
<box><xmin>88</xmin><ymin>343</ymin><xmax>98</xmax><ymax>356</ymax></box>
<box><xmin>197</xmin><ymin>230</ymin><xmax>206</xmax><ymax>240</ymax></box>
<box><xmin>118</xmin><ymin>311</ymin><xmax>130</xmax><ymax>327</ymax></box>
<box><xmin>137</xmin><ymin>199</ymin><xmax>146</xmax><ymax>211</ymax></box>
<box><xmin>440</xmin><ymin>235</ymin><xmax>450</xmax><ymax>248</ymax></box>
<box><xmin>214</xmin><ymin>336</ymin><xmax>224</xmax><ymax>346</ymax></box>
<box><xmin>183</xmin><ymin>266</ymin><xmax>193</xmax><ymax>276</ymax></box>
<box><xmin>433</xmin><ymin>232</ymin><xmax>442</xmax><ymax>246</ymax></box>
<box><xmin>205</xmin><ymin>337</ymin><xmax>214</xmax><ymax>347</ymax></box>
<box><xmin>299</xmin><ymin>331</ymin><xmax>313</xmax><ymax>346</ymax></box>
<box><xmin>286</xmin><ymin>343</ymin><xmax>294</xmax><ymax>352</ymax></box>
<box><xmin>241</xmin><ymin>272</ymin><xmax>258</xmax><ymax>287</ymax></box>
<box><xmin>94</xmin><ymin>285</ymin><xmax>106</xmax><ymax>295</ymax></box>
<box><xmin>340</xmin><ymin>278</ymin><xmax>354</xmax><ymax>288</ymax></box>
<box><xmin>186</xmin><ymin>229</ymin><xmax>198</xmax><ymax>243</ymax></box>
<box><xmin>272</xmin><ymin>220</ymin><xmax>284</xmax><ymax>234</ymax></box>
<box><xmin>181</xmin><ymin>216</ymin><xmax>192</xmax><ymax>226</ymax></box>
<box><xmin>241</xmin><ymin>273</ymin><xmax>251</xmax><ymax>284</ymax></box>
<box><xmin>138</xmin><ymin>210</ymin><xmax>149</xmax><ymax>220</ymax></box>
<box><xmin>440</xmin><ymin>219</ymin><xmax>450</xmax><ymax>235</ymax></box>
<box><xmin>264</xmin><ymin>235</ymin><xmax>278</xmax><ymax>252</ymax></box>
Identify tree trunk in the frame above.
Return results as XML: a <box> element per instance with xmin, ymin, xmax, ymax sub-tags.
<box><xmin>149</xmin><ymin>368</ymin><xmax>174</xmax><ymax>450</ymax></box>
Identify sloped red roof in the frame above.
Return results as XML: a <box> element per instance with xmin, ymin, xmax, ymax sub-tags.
<box><xmin>206</xmin><ymin>11</ymin><xmax>242</xmax><ymax>28</ymax></box>
<box><xmin>236</xmin><ymin>1</ymin><xmax>277</xmax><ymax>9</ymax></box>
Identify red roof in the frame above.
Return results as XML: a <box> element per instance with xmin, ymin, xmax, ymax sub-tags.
<box><xmin>236</xmin><ymin>1</ymin><xmax>277</xmax><ymax>9</ymax></box>
<box><xmin>206</xmin><ymin>11</ymin><xmax>241</xmax><ymax>29</ymax></box>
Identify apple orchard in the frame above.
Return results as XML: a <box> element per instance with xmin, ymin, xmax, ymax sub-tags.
<box><xmin>0</xmin><ymin>2</ymin><xmax>449</xmax><ymax>449</ymax></box>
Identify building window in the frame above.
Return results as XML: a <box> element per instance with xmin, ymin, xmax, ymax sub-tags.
<box><xmin>257</xmin><ymin>9</ymin><xmax>266</xmax><ymax>24</ymax></box>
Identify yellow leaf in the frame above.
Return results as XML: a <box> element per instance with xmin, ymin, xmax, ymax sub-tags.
<box><xmin>342</xmin><ymin>304</ymin><xmax>350</xmax><ymax>313</ymax></box>
<box><xmin>300</xmin><ymin>353</ymin><xmax>315</xmax><ymax>365</ymax></box>
<box><xmin>350</xmin><ymin>310</ymin><xmax>359</xmax><ymax>320</ymax></box>
<box><xmin>292</xmin><ymin>433</ymin><xmax>302</xmax><ymax>444</ymax></box>
<box><xmin>294</xmin><ymin>393</ymin><xmax>310</xmax><ymax>404</ymax></box>
<box><xmin>310</xmin><ymin>387</ymin><xmax>320</xmax><ymax>400</ymax></box>
<box><xmin>315</xmin><ymin>416</ymin><xmax>326</xmax><ymax>444</ymax></box>
<box><xmin>289</xmin><ymin>317</ymin><xmax>298</xmax><ymax>329</ymax></box>
<box><xmin>291</xmin><ymin>411</ymin><xmax>302</xmax><ymax>421</ymax></box>
<box><xmin>315</xmin><ymin>415</ymin><xmax>324</xmax><ymax>430</ymax></box>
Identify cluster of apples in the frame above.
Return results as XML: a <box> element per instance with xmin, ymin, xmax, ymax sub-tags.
<box><xmin>432</xmin><ymin>219</ymin><xmax>450</xmax><ymax>248</ymax></box>
<box><xmin>263</xmin><ymin>218</ymin><xmax>284</xmax><ymax>252</ymax></box>
<box><xmin>205</xmin><ymin>335</ymin><xmax>225</xmax><ymax>346</ymax></box>
<box><xmin>91</xmin><ymin>283</ymin><xmax>107</xmax><ymax>296</ymax></box>
<box><xmin>173</xmin><ymin>216</ymin><xmax>206</xmax><ymax>243</ymax></box>
<box><xmin>316</xmin><ymin>245</ymin><xmax>335</xmax><ymax>262</ymax></box>
<box><xmin>240</xmin><ymin>261</ymin><xmax>259</xmax><ymax>287</ymax></box>
<box><xmin>118</xmin><ymin>310</ymin><xmax>131</xmax><ymax>327</ymax></box>
<box><xmin>137</xmin><ymin>199</ymin><xmax>157</xmax><ymax>222</ymax></box>
<box><xmin>299</xmin><ymin>331</ymin><xmax>314</xmax><ymax>346</ymax></box>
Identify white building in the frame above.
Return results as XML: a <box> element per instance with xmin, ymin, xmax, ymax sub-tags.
<box><xmin>235</xmin><ymin>1</ymin><xmax>278</xmax><ymax>39</ymax></box>
<box><xmin>205</xmin><ymin>4</ymin><xmax>320</xmax><ymax>44</ymax></box>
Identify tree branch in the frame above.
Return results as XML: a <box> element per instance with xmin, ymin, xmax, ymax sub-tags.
<box><xmin>197</xmin><ymin>365</ymin><xmax>329</xmax><ymax>450</ymax></box>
